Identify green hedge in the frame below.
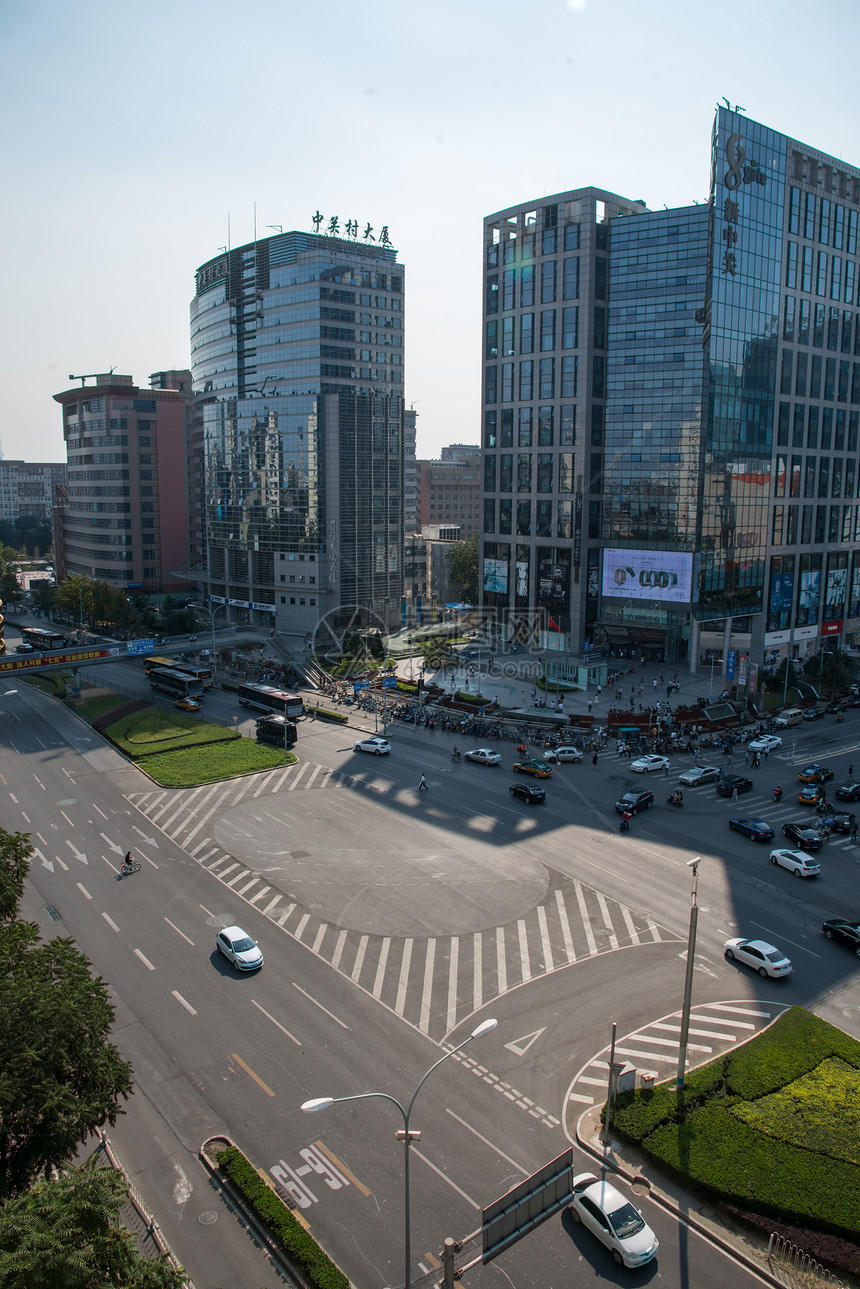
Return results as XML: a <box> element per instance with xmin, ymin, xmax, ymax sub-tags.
<box><xmin>216</xmin><ymin>1146</ymin><xmax>349</xmax><ymax>1289</ymax></box>
<box><xmin>454</xmin><ymin>690</ymin><xmax>491</xmax><ymax>706</ymax></box>
<box><xmin>610</xmin><ymin>1008</ymin><xmax>860</xmax><ymax>1240</ymax></box>
<box><xmin>309</xmin><ymin>705</ymin><xmax>349</xmax><ymax>723</ymax></box>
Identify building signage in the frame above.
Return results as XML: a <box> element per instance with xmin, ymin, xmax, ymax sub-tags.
<box><xmin>208</xmin><ymin>595</ymin><xmax>275</xmax><ymax>614</ymax></box>
<box><xmin>821</xmin><ymin>620</ymin><xmax>844</xmax><ymax>636</ymax></box>
<box><xmin>737</xmin><ymin>652</ymin><xmax>748</xmax><ymax>685</ymax></box>
<box><xmin>602</xmin><ymin>549</ymin><xmax>693</xmax><ymax>604</ymax></box>
<box><xmin>483</xmin><ymin>558</ymin><xmax>508</xmax><ymax>595</ymax></box>
<box><xmin>573</xmin><ymin>493</ymin><xmax>583</xmax><ymax>567</ymax></box>
<box><xmin>726</xmin><ymin>648</ymin><xmax>736</xmax><ymax>680</ymax></box>
<box><xmin>719</xmin><ymin>127</ymin><xmax>766</xmax><ymax>279</ymax></box>
<box><xmin>195</xmin><ymin>258</ymin><xmax>228</xmax><ymax>294</ymax></box>
<box><xmin>312</xmin><ymin>212</ymin><xmax>392</xmax><ymax>246</ymax></box>
<box><xmin>127</xmin><ymin>638</ymin><xmax>156</xmax><ymax>656</ymax></box>
<box><xmin>0</xmin><ymin>647</ymin><xmax>120</xmax><ymax>674</ymax></box>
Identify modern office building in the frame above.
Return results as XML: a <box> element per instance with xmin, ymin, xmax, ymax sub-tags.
<box><xmin>480</xmin><ymin>107</ymin><xmax>860</xmax><ymax>682</ymax></box>
<box><xmin>0</xmin><ymin>459</ymin><xmax>67</xmax><ymax>524</ymax></box>
<box><xmin>416</xmin><ymin>445</ymin><xmax>481</xmax><ymax>537</ymax></box>
<box><xmin>52</xmin><ymin>372</ymin><xmax>192</xmax><ymax>593</ymax></box>
<box><xmin>404</xmin><ymin>407</ymin><xmax>419</xmax><ymax>534</ymax></box>
<box><xmin>190</xmin><ymin>226</ymin><xmax>406</xmax><ymax>637</ymax></box>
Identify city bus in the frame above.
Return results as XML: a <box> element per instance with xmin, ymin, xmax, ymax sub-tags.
<box><xmin>235</xmin><ymin>682</ymin><xmax>303</xmax><ymax>719</ymax></box>
<box><xmin>21</xmin><ymin>627</ymin><xmax>69</xmax><ymax>651</ymax></box>
<box><xmin>143</xmin><ymin>656</ymin><xmax>213</xmax><ymax>688</ymax></box>
<box><xmin>148</xmin><ymin>667</ymin><xmax>204</xmax><ymax>699</ymax></box>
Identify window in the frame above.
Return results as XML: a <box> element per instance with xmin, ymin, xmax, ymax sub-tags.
<box><xmin>807</xmin><ymin>407</ymin><xmax>819</xmax><ymax>449</ymax></box>
<box><xmin>834</xmin><ymin>203</ymin><xmax>845</xmax><ymax>250</ymax></box>
<box><xmin>801</xmin><ymin>245</ymin><xmax>813</xmax><ymax>293</ymax></box>
<box><xmin>564</xmin><ymin>224</ymin><xmax>580</xmax><ymax>250</ymax></box>
<box><xmin>592</xmin><ymin>356</ymin><xmax>605</xmax><ymax>398</ymax></box>
<box><xmin>794</xmin><ymin>351</ymin><xmax>807</xmax><ymax>396</ymax></box>
<box><xmin>520</xmin><ymin>313</ymin><xmax>534</xmax><ymax>353</ymax></box>
<box><xmin>518</xmin><ymin>407</ymin><xmax>533</xmax><ymax>445</ymax></box>
<box><xmin>562</xmin><ymin>257</ymin><xmax>579</xmax><ymax>300</ymax></box>
<box><xmin>848</xmin><ymin>209</ymin><xmax>858</xmax><ymax>256</ymax></box>
<box><xmin>502</xmin><ymin>316</ymin><xmax>515</xmax><ymax>357</ymax></box>
<box><xmin>594</xmin><ymin>258</ymin><xmax>607</xmax><ymax>299</ymax></box>
<box><xmin>562</xmin><ymin>307</ymin><xmax>578</xmax><ymax>349</ymax></box>
<box><xmin>539</xmin><ymin>358</ymin><xmax>555</xmax><ymax>399</ymax></box>
<box><xmin>798</xmin><ymin>297</ymin><xmax>810</xmax><ymax>344</ymax></box>
<box><xmin>516</xmin><ymin>499</ymin><xmax>531</xmax><ymax>533</ymax></box>
<box><xmin>538</xmin><ymin>405</ymin><xmax>554</xmax><ymax>445</ymax></box>
<box><xmin>810</xmin><ymin>354</ymin><xmax>822</xmax><ymax>397</ymax></box>
<box><xmin>593</xmin><ymin>306</ymin><xmax>606</xmax><ymax>349</ymax></box>
<box><xmin>486</xmin><ymin>274</ymin><xmax>498</xmax><ymax>314</ymax></box>
<box><xmin>785</xmin><ymin>242</ymin><xmax>797</xmax><ymax>289</ymax></box>
<box><xmin>517</xmin><ymin>455</ymin><xmax>532</xmax><ymax>493</ymax></box>
<box><xmin>783</xmin><ymin>296</ymin><xmax>795</xmax><ymax>341</ymax></box>
<box><xmin>503</xmin><ymin>269</ymin><xmax>515</xmax><ymax>310</ymax></box>
<box><xmin>779</xmin><ymin>350</ymin><xmax>793</xmax><ymax>395</ymax></box>
<box><xmin>817</xmin><ymin>252</ymin><xmax>828</xmax><ymax>296</ymax></box>
<box><xmin>499</xmin><ymin>454</ymin><xmax>513</xmax><ymax>492</ymax></box>
<box><xmin>541</xmin><ymin>261</ymin><xmax>556</xmax><ymax>303</ymax></box>
<box><xmin>484</xmin><ymin>410</ymin><xmax>497</xmax><ymax>448</ymax></box>
<box><xmin>561</xmin><ymin>355</ymin><xmax>577</xmax><ymax>398</ymax></box>
<box><xmin>792</xmin><ymin>405</ymin><xmax>804</xmax><ymax>446</ymax></box>
<box><xmin>502</xmin><ymin>363</ymin><xmax>514</xmax><ymax>401</ymax></box>
<box><xmin>831</xmin><ymin>257</ymin><xmax>843</xmax><ymax>301</ymax></box>
<box><xmin>483</xmin><ymin>498</ymin><xmax>495</xmax><ymax>533</ymax></box>
<box><xmin>521</xmin><ymin>265</ymin><xmax>534</xmax><ymax>307</ymax></box>
<box><xmin>813</xmin><ymin>304</ymin><xmax>825</xmax><ymax>348</ymax></box>
<box><xmin>485</xmin><ymin>320</ymin><xmax>498</xmax><ymax>358</ymax></box>
<box><xmin>804</xmin><ymin>192</ymin><xmax>816</xmax><ymax>239</ymax></box>
<box><xmin>484</xmin><ymin>455</ymin><xmax>497</xmax><ymax>492</ymax></box>
<box><xmin>819</xmin><ymin>198</ymin><xmax>831</xmax><ymax>245</ymax></box>
<box><xmin>519</xmin><ymin>360</ymin><xmax>533</xmax><ymax>401</ymax></box>
<box><xmin>485</xmin><ymin>366</ymin><xmax>497</xmax><ymax>403</ymax></box>
<box><xmin>500</xmin><ymin>499</ymin><xmax>512</xmax><ymax>533</ymax></box>
<box><xmin>788</xmin><ymin>187</ymin><xmax>800</xmax><ymax>235</ymax></box>
<box><xmin>540</xmin><ymin>310</ymin><xmax>556</xmax><ymax>351</ymax></box>
<box><xmin>541</xmin><ymin>228</ymin><xmax>557</xmax><ymax>254</ymax></box>
<box><xmin>537</xmin><ymin>453</ymin><xmax>553</xmax><ymax>491</ymax></box>
<box><xmin>560</xmin><ymin>405</ymin><xmax>576</xmax><ymax>445</ymax></box>
<box><xmin>777</xmin><ymin>403</ymin><xmax>790</xmax><ymax>446</ymax></box>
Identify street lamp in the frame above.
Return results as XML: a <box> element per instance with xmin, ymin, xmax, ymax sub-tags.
<box><xmin>187</xmin><ymin>600</ymin><xmax>226</xmax><ymax>681</ymax></box>
<box><xmin>301</xmin><ymin>1017</ymin><xmax>497</xmax><ymax>1289</ymax></box>
<box><xmin>676</xmin><ymin>857</ymin><xmax>701</xmax><ymax>1091</ymax></box>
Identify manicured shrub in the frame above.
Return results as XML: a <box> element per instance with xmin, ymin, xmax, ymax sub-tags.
<box><xmin>216</xmin><ymin>1146</ymin><xmax>349</xmax><ymax>1289</ymax></box>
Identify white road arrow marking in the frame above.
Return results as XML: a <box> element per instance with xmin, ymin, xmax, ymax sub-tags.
<box><xmin>33</xmin><ymin>848</ymin><xmax>54</xmax><ymax>874</ymax></box>
<box><xmin>504</xmin><ymin>1027</ymin><xmax>546</xmax><ymax>1056</ymax></box>
<box><xmin>132</xmin><ymin>826</ymin><xmax>159</xmax><ymax>848</ymax></box>
<box><xmin>65</xmin><ymin>841</ymin><xmax>88</xmax><ymax>865</ymax></box>
<box><xmin>100</xmin><ymin>833</ymin><xmax>124</xmax><ymax>855</ymax></box>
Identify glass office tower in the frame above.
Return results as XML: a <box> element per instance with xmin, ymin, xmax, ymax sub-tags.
<box><xmin>191</xmin><ymin>229</ymin><xmax>406</xmax><ymax>635</ymax></box>
<box><xmin>481</xmin><ymin>108</ymin><xmax>860</xmax><ymax>677</ymax></box>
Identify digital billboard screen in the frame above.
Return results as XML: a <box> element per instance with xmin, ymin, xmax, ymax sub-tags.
<box><xmin>602</xmin><ymin>549</ymin><xmax>693</xmax><ymax>604</ymax></box>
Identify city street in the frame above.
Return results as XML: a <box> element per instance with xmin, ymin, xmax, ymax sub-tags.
<box><xmin>4</xmin><ymin>677</ymin><xmax>859</xmax><ymax>1287</ymax></box>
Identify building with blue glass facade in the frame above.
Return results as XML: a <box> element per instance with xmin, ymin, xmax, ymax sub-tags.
<box><xmin>480</xmin><ymin>108</ymin><xmax>860</xmax><ymax>685</ymax></box>
<box><xmin>190</xmin><ymin>228</ymin><xmax>406</xmax><ymax>636</ymax></box>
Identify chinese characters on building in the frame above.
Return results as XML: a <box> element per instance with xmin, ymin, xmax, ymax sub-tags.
<box><xmin>720</xmin><ymin>131</ymin><xmax>767</xmax><ymax>277</ymax></box>
<box><xmin>312</xmin><ymin>211</ymin><xmax>392</xmax><ymax>246</ymax></box>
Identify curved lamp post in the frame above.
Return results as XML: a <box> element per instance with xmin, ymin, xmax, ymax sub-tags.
<box><xmin>301</xmin><ymin>1017</ymin><xmax>497</xmax><ymax>1289</ymax></box>
<box><xmin>187</xmin><ymin>600</ymin><xmax>227</xmax><ymax>681</ymax></box>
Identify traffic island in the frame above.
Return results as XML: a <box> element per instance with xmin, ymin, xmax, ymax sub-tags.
<box><xmin>200</xmin><ymin>1136</ymin><xmax>350</xmax><ymax>1289</ymax></box>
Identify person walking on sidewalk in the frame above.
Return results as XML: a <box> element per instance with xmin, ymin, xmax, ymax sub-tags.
<box><xmin>592</xmin><ymin>753</ymin><xmax>598</xmax><ymax>769</ymax></box>
<box><xmin>851</xmin><ymin>821</ymin><xmax>858</xmax><ymax>844</ymax></box>
<box><xmin>418</xmin><ymin>774</ymin><xmax>428</xmax><ymax>791</ymax></box>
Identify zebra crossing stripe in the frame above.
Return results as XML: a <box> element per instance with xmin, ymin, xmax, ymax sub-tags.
<box><xmin>295</xmin><ymin>913</ymin><xmax>310</xmax><ymax>939</ymax></box>
<box><xmin>372</xmin><ymin>938</ymin><xmax>391</xmax><ymax>999</ymax></box>
<box><xmin>276</xmin><ymin>902</ymin><xmax>296</xmax><ymax>926</ymax></box>
<box><xmin>517</xmin><ymin>919</ymin><xmax>531</xmax><ymax>982</ymax></box>
<box><xmin>536</xmin><ymin>906</ymin><xmax>553</xmax><ymax>973</ymax></box>
<box><xmin>419</xmin><ymin>941</ymin><xmax>436</xmax><ymax>1033</ymax></box>
<box><xmin>446</xmin><ymin>938</ymin><xmax>459</xmax><ymax>1034</ymax></box>
<box><xmin>554</xmin><ymin>888</ymin><xmax>576</xmax><ymax>962</ymax></box>
<box><xmin>472</xmin><ymin>932</ymin><xmax>483</xmax><ymax>1011</ymax></box>
<box><xmin>574</xmin><ymin>882</ymin><xmax>597</xmax><ymax>955</ymax></box>
<box><xmin>620</xmin><ymin>904</ymin><xmax>640</xmax><ymax>946</ymax></box>
<box><xmin>250</xmin><ymin>885</ymin><xmax>271</xmax><ymax>905</ymax></box>
<box><xmin>352</xmin><ymin>934</ymin><xmax>368</xmax><ymax>983</ymax></box>
<box><xmin>496</xmin><ymin>927</ymin><xmax>507</xmax><ymax>995</ymax></box>
<box><xmin>596</xmin><ymin>892</ymin><xmax>618</xmax><ymax>950</ymax></box>
<box><xmin>396</xmin><ymin>939</ymin><xmax>414</xmax><ymax>1014</ymax></box>
<box><xmin>312</xmin><ymin>923</ymin><xmax>327</xmax><ymax>954</ymax></box>
<box><xmin>331</xmin><ymin>928</ymin><xmax>348</xmax><ymax>970</ymax></box>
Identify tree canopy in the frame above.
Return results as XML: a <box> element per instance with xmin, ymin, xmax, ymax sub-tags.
<box><xmin>446</xmin><ymin>533</ymin><xmax>479</xmax><ymax>605</ymax></box>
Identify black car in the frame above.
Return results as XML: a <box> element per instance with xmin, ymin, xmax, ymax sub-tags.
<box><xmin>830</xmin><ymin>810</ymin><xmax>856</xmax><ymax>833</ymax></box>
<box><xmin>822</xmin><ymin>919</ymin><xmax>860</xmax><ymax>956</ymax></box>
<box><xmin>509</xmin><ymin>783</ymin><xmax>546</xmax><ymax>805</ymax></box>
<box><xmin>782</xmin><ymin>821</ymin><xmax>824</xmax><ymax>851</ymax></box>
<box><xmin>825</xmin><ymin>699</ymin><xmax>848</xmax><ymax>714</ymax></box>
<box><xmin>802</xmin><ymin>706</ymin><xmax>827</xmax><ymax>721</ymax></box>
<box><xmin>614</xmin><ymin>789</ymin><xmax>655</xmax><ymax>815</ymax></box>
<box><xmin>835</xmin><ymin>781</ymin><xmax>860</xmax><ymax>801</ymax></box>
<box><xmin>715</xmin><ymin>775</ymin><xmax>754</xmax><ymax>797</ymax></box>
<box><xmin>728</xmin><ymin>817</ymin><xmax>775</xmax><ymax>841</ymax></box>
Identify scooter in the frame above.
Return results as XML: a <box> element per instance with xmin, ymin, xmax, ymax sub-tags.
<box><xmin>773</xmin><ymin>785</ymin><xmax>783</xmax><ymax>801</ymax></box>
<box><xmin>451</xmin><ymin>748</ymin><xmax>461</xmax><ymax>762</ymax></box>
<box><xmin>666</xmin><ymin>793</ymin><xmax>684</xmax><ymax>807</ymax></box>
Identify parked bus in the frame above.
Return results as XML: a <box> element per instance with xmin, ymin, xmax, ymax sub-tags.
<box><xmin>149</xmin><ymin>667</ymin><xmax>203</xmax><ymax>699</ymax></box>
<box><xmin>235</xmin><ymin>682</ymin><xmax>303</xmax><ymax>719</ymax></box>
<box><xmin>255</xmin><ymin>714</ymin><xmax>297</xmax><ymax>748</ymax></box>
<box><xmin>143</xmin><ymin>656</ymin><xmax>213</xmax><ymax>688</ymax></box>
<box><xmin>21</xmin><ymin>627</ymin><xmax>69</xmax><ymax>651</ymax></box>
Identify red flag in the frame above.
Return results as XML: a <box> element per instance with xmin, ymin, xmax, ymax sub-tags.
<box><xmin>548</xmin><ymin>616</ymin><xmax>561</xmax><ymax>632</ymax></box>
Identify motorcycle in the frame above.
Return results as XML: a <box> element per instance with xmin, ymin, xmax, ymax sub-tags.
<box><xmin>666</xmin><ymin>793</ymin><xmax>684</xmax><ymax>807</ymax></box>
<box><xmin>773</xmin><ymin>786</ymin><xmax>783</xmax><ymax>801</ymax></box>
<box><xmin>451</xmin><ymin>748</ymin><xmax>461</xmax><ymax>762</ymax></box>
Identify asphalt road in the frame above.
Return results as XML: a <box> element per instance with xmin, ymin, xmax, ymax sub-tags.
<box><xmin>4</xmin><ymin>679</ymin><xmax>859</xmax><ymax>1288</ymax></box>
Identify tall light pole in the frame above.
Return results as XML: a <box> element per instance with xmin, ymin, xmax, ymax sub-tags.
<box><xmin>301</xmin><ymin>1017</ymin><xmax>497</xmax><ymax>1289</ymax></box>
<box><xmin>188</xmin><ymin>600</ymin><xmax>226</xmax><ymax>682</ymax></box>
<box><xmin>676</xmin><ymin>857</ymin><xmax>701</xmax><ymax>1091</ymax></box>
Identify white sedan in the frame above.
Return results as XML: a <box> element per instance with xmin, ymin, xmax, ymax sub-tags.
<box><xmin>543</xmin><ymin>746</ymin><xmax>583</xmax><ymax>763</ymax></box>
<box><xmin>216</xmin><ymin>925</ymin><xmax>263</xmax><ymax>972</ymax></box>
<box><xmin>724</xmin><ymin>937</ymin><xmax>792</xmax><ymax>978</ymax></box>
<box><xmin>769</xmin><ymin>848</ymin><xmax>821</xmax><ymax>878</ymax></box>
<box><xmin>464</xmin><ymin>748</ymin><xmax>501</xmax><ymax>765</ymax></box>
<box><xmin>748</xmin><ymin>734</ymin><xmax>783</xmax><ymax>753</ymax></box>
<box><xmin>630</xmin><ymin>754</ymin><xmax>670</xmax><ymax>774</ymax></box>
<box><xmin>567</xmin><ymin>1173</ymin><xmax>659</xmax><ymax>1268</ymax></box>
<box><xmin>353</xmin><ymin>737</ymin><xmax>391</xmax><ymax>755</ymax></box>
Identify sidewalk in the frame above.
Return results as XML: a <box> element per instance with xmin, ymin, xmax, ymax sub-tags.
<box><xmin>575</xmin><ymin>1103</ymin><xmax>786</xmax><ymax>1287</ymax></box>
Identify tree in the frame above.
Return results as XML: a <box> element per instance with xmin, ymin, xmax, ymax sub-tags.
<box><xmin>804</xmin><ymin>649</ymin><xmax>854</xmax><ymax>698</ymax></box>
<box><xmin>0</xmin><ymin>830</ymin><xmax>133</xmax><ymax>1200</ymax></box>
<box><xmin>446</xmin><ymin>534</ymin><xmax>479</xmax><ymax>605</ymax></box>
<box><xmin>0</xmin><ymin>1160</ymin><xmax>186</xmax><ymax>1288</ymax></box>
<box><xmin>30</xmin><ymin>580</ymin><xmax>55</xmax><ymax>613</ymax></box>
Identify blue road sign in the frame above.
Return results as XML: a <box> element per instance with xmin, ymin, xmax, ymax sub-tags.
<box><xmin>353</xmin><ymin>681</ymin><xmax>370</xmax><ymax>693</ymax></box>
<box><xmin>382</xmin><ymin>676</ymin><xmax>397</xmax><ymax>688</ymax></box>
<box><xmin>127</xmin><ymin>638</ymin><xmax>156</xmax><ymax>656</ymax></box>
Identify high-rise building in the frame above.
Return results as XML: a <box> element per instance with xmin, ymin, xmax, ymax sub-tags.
<box><xmin>0</xmin><ymin>459</ymin><xmax>67</xmax><ymax>524</ymax></box>
<box><xmin>404</xmin><ymin>407</ymin><xmax>419</xmax><ymax>534</ymax></box>
<box><xmin>480</xmin><ymin>108</ymin><xmax>860</xmax><ymax>678</ymax></box>
<box><xmin>52</xmin><ymin>373</ymin><xmax>192</xmax><ymax>593</ymax></box>
<box><xmin>191</xmin><ymin>227</ymin><xmax>406</xmax><ymax>636</ymax></box>
<box><xmin>416</xmin><ymin>447</ymin><xmax>481</xmax><ymax>537</ymax></box>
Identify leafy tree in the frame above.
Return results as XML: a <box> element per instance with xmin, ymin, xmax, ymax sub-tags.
<box><xmin>0</xmin><ymin>571</ymin><xmax>20</xmax><ymax>606</ymax></box>
<box><xmin>0</xmin><ymin>1160</ymin><xmax>186</xmax><ymax>1288</ymax></box>
<box><xmin>804</xmin><ymin>649</ymin><xmax>854</xmax><ymax>697</ymax></box>
<box><xmin>30</xmin><ymin>580</ymin><xmax>55</xmax><ymax>612</ymax></box>
<box><xmin>0</xmin><ymin>517</ymin><xmax>52</xmax><ymax>556</ymax></box>
<box><xmin>0</xmin><ymin>831</ymin><xmax>30</xmax><ymax>923</ymax></box>
<box><xmin>446</xmin><ymin>534</ymin><xmax>479</xmax><ymax>605</ymax></box>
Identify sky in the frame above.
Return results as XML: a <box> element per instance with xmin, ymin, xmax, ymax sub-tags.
<box><xmin>2</xmin><ymin>0</ymin><xmax>859</xmax><ymax>464</ymax></box>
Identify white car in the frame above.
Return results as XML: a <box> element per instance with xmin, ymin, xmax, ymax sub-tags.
<box><xmin>543</xmin><ymin>745</ymin><xmax>583</xmax><ymax>763</ymax></box>
<box><xmin>769</xmin><ymin>848</ymin><xmax>820</xmax><ymax>878</ymax></box>
<box><xmin>630</xmin><ymin>754</ymin><xmax>670</xmax><ymax>774</ymax></box>
<box><xmin>464</xmin><ymin>748</ymin><xmax>501</xmax><ymax>765</ymax></box>
<box><xmin>216</xmin><ymin>925</ymin><xmax>263</xmax><ymax>972</ymax></box>
<box><xmin>353</xmin><ymin>737</ymin><xmax>391</xmax><ymax>755</ymax></box>
<box><xmin>748</xmin><ymin>734</ymin><xmax>782</xmax><ymax>753</ymax></box>
<box><xmin>677</xmin><ymin>765</ymin><xmax>720</xmax><ymax>786</ymax></box>
<box><xmin>567</xmin><ymin>1173</ymin><xmax>659</xmax><ymax>1268</ymax></box>
<box><xmin>724</xmin><ymin>937</ymin><xmax>792</xmax><ymax>978</ymax></box>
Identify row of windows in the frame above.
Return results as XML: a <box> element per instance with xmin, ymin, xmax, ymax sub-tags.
<box><xmin>486</xmin><ymin>223</ymin><xmax>581</xmax><ymax>268</ymax></box>
<box><xmin>772</xmin><ymin>503</ymin><xmax>860</xmax><ymax>547</ymax></box>
<box><xmin>775</xmin><ymin>454</ymin><xmax>857</xmax><ymax>499</ymax></box>
<box><xmin>482</xmin><ymin>498</ymin><xmax>577</xmax><ymax>538</ymax></box>
<box><xmin>483</xmin><ymin>450</ymin><xmax>603</xmax><ymax>497</ymax></box>
<box><xmin>786</xmin><ymin>242</ymin><xmax>858</xmax><ymax>304</ymax></box>
<box><xmin>782</xmin><ymin>300</ymin><xmax>860</xmax><ymax>353</ymax></box>
<box><xmin>484</xmin><ymin>407</ymin><xmax>577</xmax><ymax>447</ymax></box>
<box><xmin>788</xmin><ymin>189</ymin><xmax>858</xmax><ymax>253</ymax></box>
<box><xmin>778</xmin><ymin>353</ymin><xmax>860</xmax><ymax>403</ymax></box>
<box><xmin>776</xmin><ymin>404</ymin><xmax>859</xmax><ymax>450</ymax></box>
<box><xmin>486</xmin><ymin>308</ymin><xmax>581</xmax><ymax>357</ymax></box>
<box><xmin>485</xmin><ymin>357</ymin><xmax>579</xmax><ymax>403</ymax></box>
<box><xmin>485</xmin><ymin>257</ymin><xmax>599</xmax><ymax>312</ymax></box>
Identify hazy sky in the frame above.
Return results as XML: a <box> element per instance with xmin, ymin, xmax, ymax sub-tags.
<box><xmin>2</xmin><ymin>0</ymin><xmax>859</xmax><ymax>463</ymax></box>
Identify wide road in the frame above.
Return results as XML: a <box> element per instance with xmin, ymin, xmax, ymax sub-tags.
<box><xmin>3</xmin><ymin>681</ymin><xmax>857</xmax><ymax>1287</ymax></box>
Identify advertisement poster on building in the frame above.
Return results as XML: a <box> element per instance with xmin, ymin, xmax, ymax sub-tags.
<box><xmin>483</xmin><ymin>558</ymin><xmax>508</xmax><ymax>595</ymax></box>
<box><xmin>797</xmin><ymin>565</ymin><xmax>822</xmax><ymax>626</ymax></box>
<box><xmin>824</xmin><ymin>561</ymin><xmax>848</xmax><ymax>622</ymax></box>
<box><xmin>601</xmin><ymin>549</ymin><xmax>693</xmax><ymax>604</ymax></box>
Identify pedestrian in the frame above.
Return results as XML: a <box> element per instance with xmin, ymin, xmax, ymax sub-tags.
<box><xmin>587</xmin><ymin>698</ymin><xmax>593</xmax><ymax>713</ymax></box>
<box><xmin>694</xmin><ymin>749</ymin><xmax>699</xmax><ymax>765</ymax></box>
<box><xmin>851</xmin><ymin>822</ymin><xmax>858</xmax><ymax>844</ymax></box>
<box><xmin>664</xmin><ymin>762</ymin><xmax>670</xmax><ymax>777</ymax></box>
<box><xmin>764</xmin><ymin>748</ymin><xmax>769</xmax><ymax>762</ymax></box>
<box><xmin>744</xmin><ymin>751</ymin><xmax>750</xmax><ymax>765</ymax></box>
<box><xmin>597</xmin><ymin>684</ymin><xmax>602</xmax><ymax>696</ymax></box>
<box><xmin>592</xmin><ymin>753</ymin><xmax>598</xmax><ymax>768</ymax></box>
<box><xmin>593</xmin><ymin>693</ymin><xmax>599</xmax><ymax>707</ymax></box>
<box><xmin>753</xmin><ymin>754</ymin><xmax>760</xmax><ymax>769</ymax></box>
<box><xmin>732</xmin><ymin>786</ymin><xmax>739</xmax><ymax>803</ymax></box>
<box><xmin>418</xmin><ymin>774</ymin><xmax>428</xmax><ymax>791</ymax></box>
<box><xmin>849</xmin><ymin>763</ymin><xmax>855</xmax><ymax>780</ymax></box>
<box><xmin>653</xmin><ymin>678</ymin><xmax>658</xmax><ymax>690</ymax></box>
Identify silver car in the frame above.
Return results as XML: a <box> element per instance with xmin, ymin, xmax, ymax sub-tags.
<box><xmin>769</xmin><ymin>848</ymin><xmax>820</xmax><ymax>878</ymax></box>
<box><xmin>678</xmin><ymin>765</ymin><xmax>720</xmax><ymax>786</ymax></box>
<box><xmin>216</xmin><ymin>926</ymin><xmax>263</xmax><ymax>972</ymax></box>
<box><xmin>464</xmin><ymin>748</ymin><xmax>501</xmax><ymax>765</ymax></box>
<box><xmin>353</xmin><ymin>737</ymin><xmax>391</xmax><ymax>755</ymax></box>
<box><xmin>567</xmin><ymin>1173</ymin><xmax>659</xmax><ymax>1268</ymax></box>
<box><xmin>543</xmin><ymin>746</ymin><xmax>583</xmax><ymax>763</ymax></box>
<box><xmin>724</xmin><ymin>937</ymin><xmax>792</xmax><ymax>978</ymax></box>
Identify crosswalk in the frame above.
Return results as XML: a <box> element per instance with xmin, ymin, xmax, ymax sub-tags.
<box><xmin>567</xmin><ymin>1000</ymin><xmax>790</xmax><ymax>1106</ymax></box>
<box><xmin>126</xmin><ymin>767</ymin><xmax>681</xmax><ymax>1041</ymax></box>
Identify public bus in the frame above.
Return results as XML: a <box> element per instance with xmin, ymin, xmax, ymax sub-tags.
<box><xmin>21</xmin><ymin>627</ymin><xmax>69</xmax><ymax>651</ymax></box>
<box><xmin>143</xmin><ymin>656</ymin><xmax>213</xmax><ymax>688</ymax></box>
<box><xmin>235</xmin><ymin>682</ymin><xmax>303</xmax><ymax>719</ymax></box>
<box><xmin>148</xmin><ymin>667</ymin><xmax>204</xmax><ymax>699</ymax></box>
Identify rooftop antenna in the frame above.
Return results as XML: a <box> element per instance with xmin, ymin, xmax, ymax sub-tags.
<box><xmin>68</xmin><ymin>366</ymin><xmax>116</xmax><ymax>386</ymax></box>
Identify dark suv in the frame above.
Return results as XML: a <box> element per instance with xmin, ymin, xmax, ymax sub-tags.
<box><xmin>614</xmin><ymin>789</ymin><xmax>655</xmax><ymax>815</ymax></box>
<box><xmin>715</xmin><ymin>775</ymin><xmax>753</xmax><ymax>797</ymax></box>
